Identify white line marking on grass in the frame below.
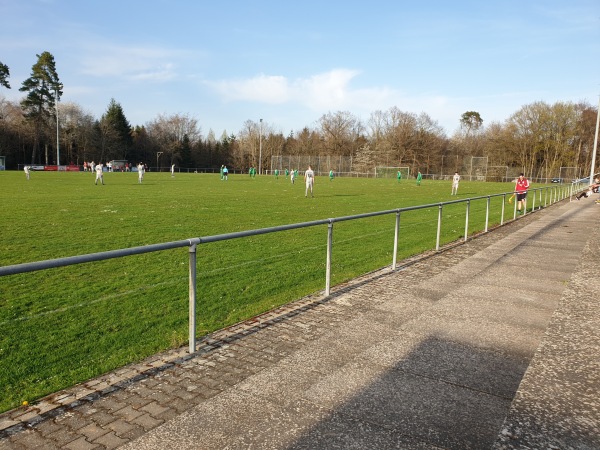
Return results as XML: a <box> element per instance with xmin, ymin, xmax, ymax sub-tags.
<box><xmin>6</xmin><ymin>226</ymin><xmax>410</xmax><ymax>324</ymax></box>
<box><xmin>1</xmin><ymin>281</ymin><xmax>180</xmax><ymax>326</ymax></box>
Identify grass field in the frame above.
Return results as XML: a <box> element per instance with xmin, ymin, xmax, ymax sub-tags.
<box><xmin>0</xmin><ymin>170</ymin><xmax>548</xmax><ymax>412</ymax></box>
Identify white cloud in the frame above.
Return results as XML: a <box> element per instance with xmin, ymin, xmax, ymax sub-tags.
<box><xmin>208</xmin><ymin>68</ymin><xmax>397</xmax><ymax>112</ymax></box>
<box><xmin>209</xmin><ymin>74</ymin><xmax>291</xmax><ymax>103</ymax></box>
<box><xmin>79</xmin><ymin>44</ymin><xmax>188</xmax><ymax>82</ymax></box>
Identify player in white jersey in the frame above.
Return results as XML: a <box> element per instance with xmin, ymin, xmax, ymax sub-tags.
<box><xmin>451</xmin><ymin>172</ymin><xmax>460</xmax><ymax>195</ymax></box>
<box><xmin>95</xmin><ymin>164</ymin><xmax>104</xmax><ymax>185</ymax></box>
<box><xmin>304</xmin><ymin>165</ymin><xmax>314</xmax><ymax>197</ymax></box>
<box><xmin>137</xmin><ymin>163</ymin><xmax>144</xmax><ymax>183</ymax></box>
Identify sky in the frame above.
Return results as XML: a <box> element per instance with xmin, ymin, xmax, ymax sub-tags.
<box><xmin>1</xmin><ymin>0</ymin><xmax>599</xmax><ymax>137</ymax></box>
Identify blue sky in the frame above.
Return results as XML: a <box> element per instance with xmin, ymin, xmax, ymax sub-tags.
<box><xmin>1</xmin><ymin>0</ymin><xmax>598</xmax><ymax>137</ymax></box>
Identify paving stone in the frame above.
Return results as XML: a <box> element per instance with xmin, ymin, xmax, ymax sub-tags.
<box><xmin>63</xmin><ymin>436</ymin><xmax>100</xmax><ymax>450</ymax></box>
<box><xmin>43</xmin><ymin>427</ymin><xmax>81</xmax><ymax>447</ymax></box>
<box><xmin>32</xmin><ymin>419</ymin><xmax>62</xmax><ymax>437</ymax></box>
<box><xmin>91</xmin><ymin>431</ymin><xmax>128</xmax><ymax>450</ymax></box>
<box><xmin>139</xmin><ymin>401</ymin><xmax>169</xmax><ymax>418</ymax></box>
<box><xmin>92</xmin><ymin>397</ymin><xmax>128</xmax><ymax>414</ymax></box>
<box><xmin>53</xmin><ymin>412</ymin><xmax>91</xmax><ymax>431</ymax></box>
<box><xmin>121</xmin><ymin>393</ymin><xmax>153</xmax><ymax>410</ymax></box>
<box><xmin>106</xmin><ymin>419</ymin><xmax>143</xmax><ymax>440</ymax></box>
<box><xmin>5</xmin><ymin>429</ymin><xmax>53</xmax><ymax>450</ymax></box>
<box><xmin>77</xmin><ymin>422</ymin><xmax>109</xmax><ymax>441</ymax></box>
<box><xmin>0</xmin><ymin>419</ymin><xmax>19</xmax><ymax>433</ymax></box>
<box><xmin>130</xmin><ymin>413</ymin><xmax>163</xmax><ymax>431</ymax></box>
<box><xmin>113</xmin><ymin>405</ymin><xmax>143</xmax><ymax>422</ymax></box>
<box><xmin>0</xmin><ymin>439</ymin><xmax>24</xmax><ymax>450</ymax></box>
<box><xmin>86</xmin><ymin>410</ymin><xmax>116</xmax><ymax>428</ymax></box>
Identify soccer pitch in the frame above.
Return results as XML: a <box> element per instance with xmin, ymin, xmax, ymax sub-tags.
<box><xmin>1</xmin><ymin>170</ymin><xmax>519</xmax><ymax>412</ymax></box>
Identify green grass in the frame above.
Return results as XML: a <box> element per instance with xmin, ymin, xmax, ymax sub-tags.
<box><xmin>0</xmin><ymin>170</ymin><xmax>552</xmax><ymax>412</ymax></box>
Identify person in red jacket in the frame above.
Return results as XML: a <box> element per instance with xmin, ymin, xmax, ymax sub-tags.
<box><xmin>515</xmin><ymin>173</ymin><xmax>530</xmax><ymax>214</ymax></box>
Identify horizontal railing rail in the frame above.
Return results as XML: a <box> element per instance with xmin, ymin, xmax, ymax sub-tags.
<box><xmin>1</xmin><ymin>184</ymin><xmax>579</xmax><ymax>353</ymax></box>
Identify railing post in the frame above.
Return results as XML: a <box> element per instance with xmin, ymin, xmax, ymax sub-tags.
<box><xmin>436</xmin><ymin>204</ymin><xmax>443</xmax><ymax>251</ymax></box>
<box><xmin>188</xmin><ymin>244</ymin><xmax>197</xmax><ymax>354</ymax></box>
<box><xmin>464</xmin><ymin>199</ymin><xmax>470</xmax><ymax>242</ymax></box>
<box><xmin>326</xmin><ymin>221</ymin><xmax>333</xmax><ymax>296</ymax></box>
<box><xmin>485</xmin><ymin>196</ymin><xmax>490</xmax><ymax>232</ymax></box>
<box><xmin>501</xmin><ymin>194</ymin><xmax>506</xmax><ymax>226</ymax></box>
<box><xmin>392</xmin><ymin>211</ymin><xmax>400</xmax><ymax>270</ymax></box>
<box><xmin>569</xmin><ymin>183</ymin><xmax>573</xmax><ymax>201</ymax></box>
<box><xmin>544</xmin><ymin>187</ymin><xmax>548</xmax><ymax>207</ymax></box>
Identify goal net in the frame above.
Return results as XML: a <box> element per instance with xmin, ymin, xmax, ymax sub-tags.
<box><xmin>376</xmin><ymin>166</ymin><xmax>410</xmax><ymax>179</ymax></box>
<box><xmin>469</xmin><ymin>157</ymin><xmax>488</xmax><ymax>181</ymax></box>
<box><xmin>559</xmin><ymin>166</ymin><xmax>580</xmax><ymax>183</ymax></box>
<box><xmin>487</xmin><ymin>166</ymin><xmax>509</xmax><ymax>182</ymax></box>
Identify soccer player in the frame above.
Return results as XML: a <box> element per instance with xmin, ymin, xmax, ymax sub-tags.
<box><xmin>451</xmin><ymin>172</ymin><xmax>460</xmax><ymax>195</ymax></box>
<box><xmin>329</xmin><ymin>169</ymin><xmax>334</xmax><ymax>181</ymax></box>
<box><xmin>223</xmin><ymin>165</ymin><xmax>229</xmax><ymax>181</ymax></box>
<box><xmin>220</xmin><ymin>165</ymin><xmax>224</xmax><ymax>180</ymax></box>
<box><xmin>416</xmin><ymin>171</ymin><xmax>422</xmax><ymax>186</ymax></box>
<box><xmin>274</xmin><ymin>168</ymin><xmax>279</xmax><ymax>179</ymax></box>
<box><xmin>515</xmin><ymin>173</ymin><xmax>530</xmax><ymax>214</ymax></box>
<box><xmin>95</xmin><ymin>163</ymin><xmax>104</xmax><ymax>185</ymax></box>
<box><xmin>171</xmin><ymin>164</ymin><xmax>175</xmax><ymax>177</ymax></box>
<box><xmin>285</xmin><ymin>168</ymin><xmax>289</xmax><ymax>179</ymax></box>
<box><xmin>290</xmin><ymin>169</ymin><xmax>295</xmax><ymax>184</ymax></box>
<box><xmin>137</xmin><ymin>163</ymin><xmax>144</xmax><ymax>184</ymax></box>
<box><xmin>304</xmin><ymin>165</ymin><xmax>314</xmax><ymax>197</ymax></box>
<box><xmin>24</xmin><ymin>165</ymin><xmax>30</xmax><ymax>180</ymax></box>
<box><xmin>397</xmin><ymin>171</ymin><xmax>402</xmax><ymax>182</ymax></box>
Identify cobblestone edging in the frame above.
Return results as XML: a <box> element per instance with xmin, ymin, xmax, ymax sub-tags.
<box><xmin>0</xmin><ymin>209</ymin><xmax>544</xmax><ymax>449</ymax></box>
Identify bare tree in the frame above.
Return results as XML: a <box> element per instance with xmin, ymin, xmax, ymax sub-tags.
<box><xmin>146</xmin><ymin>113</ymin><xmax>201</xmax><ymax>167</ymax></box>
<box><xmin>59</xmin><ymin>102</ymin><xmax>95</xmax><ymax>164</ymax></box>
<box><xmin>318</xmin><ymin>111</ymin><xmax>362</xmax><ymax>157</ymax></box>
<box><xmin>236</xmin><ymin>119</ymin><xmax>260</xmax><ymax>168</ymax></box>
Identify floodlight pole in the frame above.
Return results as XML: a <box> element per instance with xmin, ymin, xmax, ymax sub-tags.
<box><xmin>259</xmin><ymin>119</ymin><xmax>263</xmax><ymax>175</ymax></box>
<box><xmin>589</xmin><ymin>95</ymin><xmax>600</xmax><ymax>185</ymax></box>
<box><xmin>55</xmin><ymin>88</ymin><xmax>60</xmax><ymax>166</ymax></box>
<box><xmin>157</xmin><ymin>152</ymin><xmax>163</xmax><ymax>172</ymax></box>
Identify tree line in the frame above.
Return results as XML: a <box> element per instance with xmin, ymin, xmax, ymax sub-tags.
<box><xmin>0</xmin><ymin>52</ymin><xmax>597</xmax><ymax>178</ymax></box>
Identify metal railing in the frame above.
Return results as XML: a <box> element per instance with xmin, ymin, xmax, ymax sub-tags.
<box><xmin>0</xmin><ymin>184</ymin><xmax>575</xmax><ymax>354</ymax></box>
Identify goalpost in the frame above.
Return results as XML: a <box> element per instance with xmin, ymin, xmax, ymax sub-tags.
<box><xmin>375</xmin><ymin>166</ymin><xmax>410</xmax><ymax>179</ymax></box>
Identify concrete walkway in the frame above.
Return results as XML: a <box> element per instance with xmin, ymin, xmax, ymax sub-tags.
<box><xmin>1</xmin><ymin>198</ymin><xmax>599</xmax><ymax>449</ymax></box>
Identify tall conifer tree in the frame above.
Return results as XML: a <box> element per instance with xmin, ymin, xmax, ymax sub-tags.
<box><xmin>19</xmin><ymin>52</ymin><xmax>62</xmax><ymax>164</ymax></box>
